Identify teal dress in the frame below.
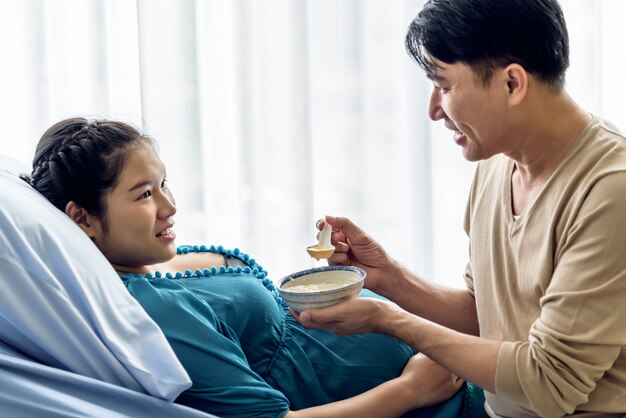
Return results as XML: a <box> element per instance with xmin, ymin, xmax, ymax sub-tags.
<box><xmin>120</xmin><ymin>245</ymin><xmax>463</xmax><ymax>417</ymax></box>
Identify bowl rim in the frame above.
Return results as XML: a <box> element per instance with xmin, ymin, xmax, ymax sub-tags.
<box><xmin>278</xmin><ymin>265</ymin><xmax>366</xmax><ymax>295</ymax></box>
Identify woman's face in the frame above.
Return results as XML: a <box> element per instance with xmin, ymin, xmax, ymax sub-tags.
<box><xmin>89</xmin><ymin>142</ymin><xmax>177</xmax><ymax>274</ymax></box>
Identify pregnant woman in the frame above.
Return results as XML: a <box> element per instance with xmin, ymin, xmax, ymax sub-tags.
<box><xmin>24</xmin><ymin>117</ymin><xmax>463</xmax><ymax>418</ymax></box>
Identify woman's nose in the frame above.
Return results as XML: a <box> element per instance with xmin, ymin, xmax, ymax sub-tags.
<box><xmin>158</xmin><ymin>192</ymin><xmax>177</xmax><ymax>219</ymax></box>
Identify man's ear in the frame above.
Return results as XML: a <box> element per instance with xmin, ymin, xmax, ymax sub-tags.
<box><xmin>65</xmin><ymin>201</ymin><xmax>98</xmax><ymax>238</ymax></box>
<box><xmin>502</xmin><ymin>63</ymin><xmax>528</xmax><ymax>106</ymax></box>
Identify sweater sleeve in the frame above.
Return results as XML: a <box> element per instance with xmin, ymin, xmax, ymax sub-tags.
<box><xmin>495</xmin><ymin>172</ymin><xmax>626</xmax><ymax>417</ymax></box>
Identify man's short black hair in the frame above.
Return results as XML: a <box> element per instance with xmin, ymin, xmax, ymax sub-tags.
<box><xmin>406</xmin><ymin>0</ymin><xmax>569</xmax><ymax>88</ymax></box>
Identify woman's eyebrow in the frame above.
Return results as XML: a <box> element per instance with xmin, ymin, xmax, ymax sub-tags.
<box><xmin>127</xmin><ymin>166</ymin><xmax>167</xmax><ymax>192</ymax></box>
<box><xmin>127</xmin><ymin>180</ymin><xmax>154</xmax><ymax>193</ymax></box>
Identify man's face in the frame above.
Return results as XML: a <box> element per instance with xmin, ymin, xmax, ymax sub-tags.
<box><xmin>426</xmin><ymin>59</ymin><xmax>513</xmax><ymax>162</ymax></box>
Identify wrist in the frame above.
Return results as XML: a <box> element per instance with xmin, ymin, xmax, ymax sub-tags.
<box><xmin>374</xmin><ymin>259</ymin><xmax>408</xmax><ymax>296</ymax></box>
<box><xmin>368</xmin><ymin>299</ymin><xmax>392</xmax><ymax>334</ymax></box>
<box><xmin>393</xmin><ymin>374</ymin><xmax>424</xmax><ymax>411</ymax></box>
<box><xmin>374</xmin><ymin>300</ymin><xmax>408</xmax><ymax>336</ymax></box>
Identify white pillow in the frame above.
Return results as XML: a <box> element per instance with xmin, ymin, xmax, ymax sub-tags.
<box><xmin>0</xmin><ymin>155</ymin><xmax>191</xmax><ymax>400</ymax></box>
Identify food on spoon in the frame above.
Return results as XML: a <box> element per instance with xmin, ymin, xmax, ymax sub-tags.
<box><xmin>306</xmin><ymin>221</ymin><xmax>335</xmax><ymax>260</ymax></box>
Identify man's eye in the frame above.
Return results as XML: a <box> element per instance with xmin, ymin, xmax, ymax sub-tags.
<box><xmin>140</xmin><ymin>190</ymin><xmax>152</xmax><ymax>199</ymax></box>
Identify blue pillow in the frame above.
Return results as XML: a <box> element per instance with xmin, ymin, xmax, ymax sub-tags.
<box><xmin>0</xmin><ymin>155</ymin><xmax>191</xmax><ymax>400</ymax></box>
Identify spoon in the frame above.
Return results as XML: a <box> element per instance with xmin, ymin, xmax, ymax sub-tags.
<box><xmin>307</xmin><ymin>222</ymin><xmax>335</xmax><ymax>261</ymax></box>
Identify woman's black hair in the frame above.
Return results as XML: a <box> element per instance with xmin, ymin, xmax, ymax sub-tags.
<box><xmin>405</xmin><ymin>0</ymin><xmax>570</xmax><ymax>88</ymax></box>
<box><xmin>23</xmin><ymin>118</ymin><xmax>155</xmax><ymax>228</ymax></box>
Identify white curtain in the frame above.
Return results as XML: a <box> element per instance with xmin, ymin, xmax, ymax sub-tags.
<box><xmin>1</xmin><ymin>0</ymin><xmax>625</xmax><ymax>288</ymax></box>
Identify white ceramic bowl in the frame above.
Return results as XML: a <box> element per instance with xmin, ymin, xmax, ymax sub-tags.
<box><xmin>278</xmin><ymin>266</ymin><xmax>366</xmax><ymax>312</ymax></box>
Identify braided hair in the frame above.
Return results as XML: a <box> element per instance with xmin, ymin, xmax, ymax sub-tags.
<box><xmin>23</xmin><ymin>118</ymin><xmax>155</xmax><ymax>227</ymax></box>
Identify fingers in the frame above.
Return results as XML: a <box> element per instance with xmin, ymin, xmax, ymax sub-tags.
<box><xmin>316</xmin><ymin>216</ymin><xmax>367</xmax><ymax>255</ymax></box>
<box><xmin>315</xmin><ymin>219</ymin><xmax>347</xmax><ymax>243</ymax></box>
<box><xmin>289</xmin><ymin>308</ymin><xmax>319</xmax><ymax>329</ymax></box>
<box><xmin>403</xmin><ymin>354</ymin><xmax>466</xmax><ymax>408</ymax></box>
<box><xmin>291</xmin><ymin>301</ymin><xmax>357</xmax><ymax>333</ymax></box>
<box><xmin>327</xmin><ymin>251</ymin><xmax>350</xmax><ymax>266</ymax></box>
<box><xmin>289</xmin><ymin>307</ymin><xmax>327</xmax><ymax>330</ymax></box>
<box><xmin>317</xmin><ymin>216</ymin><xmax>364</xmax><ymax>238</ymax></box>
<box><xmin>453</xmin><ymin>376</ymin><xmax>465</xmax><ymax>390</ymax></box>
<box><xmin>324</xmin><ymin>216</ymin><xmax>366</xmax><ymax>240</ymax></box>
<box><xmin>331</xmin><ymin>231</ymin><xmax>348</xmax><ymax>247</ymax></box>
<box><xmin>422</xmin><ymin>356</ymin><xmax>465</xmax><ymax>390</ymax></box>
<box><xmin>298</xmin><ymin>306</ymin><xmax>333</xmax><ymax>326</ymax></box>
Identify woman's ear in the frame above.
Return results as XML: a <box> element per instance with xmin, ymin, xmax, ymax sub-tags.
<box><xmin>502</xmin><ymin>63</ymin><xmax>528</xmax><ymax>106</ymax></box>
<box><xmin>65</xmin><ymin>201</ymin><xmax>98</xmax><ymax>238</ymax></box>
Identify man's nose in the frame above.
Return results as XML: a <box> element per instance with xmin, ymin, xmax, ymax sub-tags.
<box><xmin>428</xmin><ymin>88</ymin><xmax>446</xmax><ymax>121</ymax></box>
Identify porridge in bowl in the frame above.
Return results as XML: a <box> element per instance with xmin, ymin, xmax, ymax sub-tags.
<box><xmin>278</xmin><ymin>266</ymin><xmax>366</xmax><ymax>311</ymax></box>
<box><xmin>281</xmin><ymin>271</ymin><xmax>360</xmax><ymax>292</ymax></box>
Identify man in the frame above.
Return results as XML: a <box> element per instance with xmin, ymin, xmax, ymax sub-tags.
<box><xmin>294</xmin><ymin>0</ymin><xmax>626</xmax><ymax>416</ymax></box>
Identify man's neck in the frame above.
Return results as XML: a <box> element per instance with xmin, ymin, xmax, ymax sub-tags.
<box><xmin>507</xmin><ymin>91</ymin><xmax>590</xmax><ymax>189</ymax></box>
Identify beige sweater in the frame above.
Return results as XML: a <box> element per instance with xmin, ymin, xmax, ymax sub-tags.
<box><xmin>464</xmin><ymin>116</ymin><xmax>626</xmax><ymax>417</ymax></box>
